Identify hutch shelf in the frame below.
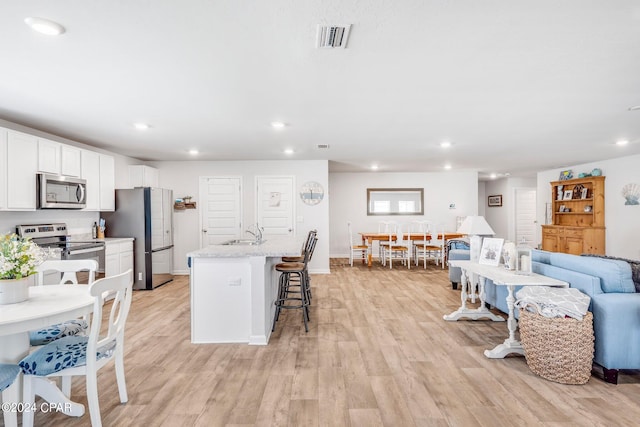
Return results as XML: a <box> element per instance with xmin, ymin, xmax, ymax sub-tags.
<box><xmin>541</xmin><ymin>175</ymin><xmax>605</xmax><ymax>255</ymax></box>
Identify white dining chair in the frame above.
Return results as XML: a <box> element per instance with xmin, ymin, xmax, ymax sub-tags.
<box><xmin>1</xmin><ymin>364</ymin><xmax>21</xmax><ymax>427</ymax></box>
<box><xmin>29</xmin><ymin>260</ymin><xmax>99</xmax><ymax>347</ymax></box>
<box><xmin>410</xmin><ymin>220</ymin><xmax>431</xmax><ymax>268</ymax></box>
<box><xmin>378</xmin><ymin>221</ymin><xmax>397</xmax><ymax>265</ymax></box>
<box><xmin>20</xmin><ymin>269</ymin><xmax>134</xmax><ymax>427</ymax></box>
<box><xmin>419</xmin><ymin>224</ymin><xmax>446</xmax><ymax>268</ymax></box>
<box><xmin>384</xmin><ymin>224</ymin><xmax>411</xmax><ymax>269</ymax></box>
<box><xmin>347</xmin><ymin>222</ymin><xmax>369</xmax><ymax>266</ymax></box>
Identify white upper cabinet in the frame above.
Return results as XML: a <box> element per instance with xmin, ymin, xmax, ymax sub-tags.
<box><xmin>99</xmin><ymin>154</ymin><xmax>115</xmax><ymax>211</ymax></box>
<box><xmin>0</xmin><ymin>128</ymin><xmax>7</xmax><ymax>209</ymax></box>
<box><xmin>61</xmin><ymin>145</ymin><xmax>81</xmax><ymax>177</ymax></box>
<box><xmin>129</xmin><ymin>165</ymin><xmax>159</xmax><ymax>188</ymax></box>
<box><xmin>7</xmin><ymin>130</ymin><xmax>38</xmax><ymax>210</ymax></box>
<box><xmin>37</xmin><ymin>138</ymin><xmax>60</xmax><ymax>174</ymax></box>
<box><xmin>81</xmin><ymin>149</ymin><xmax>101</xmax><ymax>210</ymax></box>
<box><xmin>0</xmin><ymin>126</ymin><xmax>116</xmax><ymax>211</ymax></box>
<box><xmin>38</xmin><ymin>139</ymin><xmax>81</xmax><ymax>177</ymax></box>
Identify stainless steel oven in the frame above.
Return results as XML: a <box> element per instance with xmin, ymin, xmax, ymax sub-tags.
<box><xmin>17</xmin><ymin>223</ymin><xmax>105</xmax><ymax>283</ymax></box>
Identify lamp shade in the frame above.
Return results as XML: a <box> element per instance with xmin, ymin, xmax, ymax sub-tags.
<box><xmin>457</xmin><ymin>216</ymin><xmax>495</xmax><ymax>236</ymax></box>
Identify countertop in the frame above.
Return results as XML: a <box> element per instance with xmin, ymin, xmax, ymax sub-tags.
<box><xmin>67</xmin><ymin>236</ymin><xmax>134</xmax><ymax>244</ymax></box>
<box><xmin>187</xmin><ymin>236</ymin><xmax>301</xmax><ymax>258</ymax></box>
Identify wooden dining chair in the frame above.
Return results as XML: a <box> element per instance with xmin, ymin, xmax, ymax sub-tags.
<box><xmin>20</xmin><ymin>269</ymin><xmax>134</xmax><ymax>427</ymax></box>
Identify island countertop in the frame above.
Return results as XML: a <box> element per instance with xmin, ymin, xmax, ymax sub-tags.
<box><xmin>187</xmin><ymin>236</ymin><xmax>301</xmax><ymax>258</ymax></box>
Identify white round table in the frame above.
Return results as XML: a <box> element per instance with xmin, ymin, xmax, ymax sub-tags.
<box><xmin>0</xmin><ymin>285</ymin><xmax>94</xmax><ymax>427</ymax></box>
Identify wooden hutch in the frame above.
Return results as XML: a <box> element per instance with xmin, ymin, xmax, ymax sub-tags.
<box><xmin>541</xmin><ymin>175</ymin><xmax>605</xmax><ymax>255</ymax></box>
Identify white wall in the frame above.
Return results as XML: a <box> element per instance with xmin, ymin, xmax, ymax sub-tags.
<box><xmin>150</xmin><ymin>160</ymin><xmax>330</xmax><ymax>274</ymax></box>
<box><xmin>537</xmin><ymin>154</ymin><xmax>640</xmax><ymax>259</ymax></box>
<box><xmin>484</xmin><ymin>177</ymin><xmax>536</xmax><ymax>241</ymax></box>
<box><xmin>329</xmin><ymin>171</ymin><xmax>478</xmax><ymax>257</ymax></box>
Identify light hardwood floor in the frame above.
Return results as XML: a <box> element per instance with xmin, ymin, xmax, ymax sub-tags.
<box><xmin>16</xmin><ymin>259</ymin><xmax>640</xmax><ymax>427</ymax></box>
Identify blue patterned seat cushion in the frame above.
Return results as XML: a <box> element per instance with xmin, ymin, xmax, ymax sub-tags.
<box><xmin>0</xmin><ymin>363</ymin><xmax>20</xmax><ymax>392</ymax></box>
<box><xmin>29</xmin><ymin>319</ymin><xmax>88</xmax><ymax>346</ymax></box>
<box><xmin>19</xmin><ymin>336</ymin><xmax>115</xmax><ymax>376</ymax></box>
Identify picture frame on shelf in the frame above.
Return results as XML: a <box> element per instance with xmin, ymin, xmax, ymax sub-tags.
<box><xmin>563</xmin><ymin>190</ymin><xmax>573</xmax><ymax>200</ymax></box>
<box><xmin>479</xmin><ymin>238</ymin><xmax>504</xmax><ymax>266</ymax></box>
<box><xmin>556</xmin><ymin>185</ymin><xmax>564</xmax><ymax>200</ymax></box>
<box><xmin>559</xmin><ymin>204</ymin><xmax>566</xmax><ymax>212</ymax></box>
<box><xmin>559</xmin><ymin>170</ymin><xmax>573</xmax><ymax>180</ymax></box>
<box><xmin>581</xmin><ymin>188</ymin><xmax>589</xmax><ymax>199</ymax></box>
<box><xmin>488</xmin><ymin>194</ymin><xmax>502</xmax><ymax>207</ymax></box>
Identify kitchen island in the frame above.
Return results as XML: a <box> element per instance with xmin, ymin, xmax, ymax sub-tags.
<box><xmin>187</xmin><ymin>237</ymin><xmax>300</xmax><ymax>345</ymax></box>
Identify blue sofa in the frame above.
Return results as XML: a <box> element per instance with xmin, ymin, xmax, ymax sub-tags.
<box><xmin>448</xmin><ymin>248</ymin><xmax>639</xmax><ymax>384</ymax></box>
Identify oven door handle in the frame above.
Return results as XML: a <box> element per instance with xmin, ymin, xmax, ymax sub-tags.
<box><xmin>66</xmin><ymin>246</ymin><xmax>105</xmax><ymax>255</ymax></box>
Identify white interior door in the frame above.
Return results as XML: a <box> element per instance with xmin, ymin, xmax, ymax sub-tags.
<box><xmin>515</xmin><ymin>188</ymin><xmax>536</xmax><ymax>246</ymax></box>
<box><xmin>256</xmin><ymin>176</ymin><xmax>294</xmax><ymax>236</ymax></box>
<box><xmin>199</xmin><ymin>177</ymin><xmax>242</xmax><ymax>246</ymax></box>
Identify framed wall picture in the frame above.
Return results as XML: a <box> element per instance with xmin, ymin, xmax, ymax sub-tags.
<box><xmin>563</xmin><ymin>190</ymin><xmax>573</xmax><ymax>200</ymax></box>
<box><xmin>488</xmin><ymin>194</ymin><xmax>502</xmax><ymax>207</ymax></box>
<box><xmin>479</xmin><ymin>238</ymin><xmax>504</xmax><ymax>266</ymax></box>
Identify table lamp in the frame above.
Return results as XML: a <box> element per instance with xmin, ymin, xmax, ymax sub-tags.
<box><xmin>457</xmin><ymin>216</ymin><xmax>495</xmax><ymax>262</ymax></box>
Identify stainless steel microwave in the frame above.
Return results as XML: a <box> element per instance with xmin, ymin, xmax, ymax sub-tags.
<box><xmin>36</xmin><ymin>173</ymin><xmax>87</xmax><ymax>209</ymax></box>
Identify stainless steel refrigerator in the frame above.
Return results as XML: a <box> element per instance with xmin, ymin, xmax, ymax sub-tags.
<box><xmin>102</xmin><ymin>187</ymin><xmax>173</xmax><ymax>290</ymax></box>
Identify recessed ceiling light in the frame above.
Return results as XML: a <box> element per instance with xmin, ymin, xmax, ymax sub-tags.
<box><xmin>25</xmin><ymin>17</ymin><xmax>65</xmax><ymax>36</ymax></box>
<box><xmin>490</xmin><ymin>173</ymin><xmax>497</xmax><ymax>179</ymax></box>
<box><xmin>444</xmin><ymin>164</ymin><xmax>452</xmax><ymax>170</ymax></box>
<box><xmin>271</xmin><ymin>121</ymin><xmax>286</xmax><ymax>129</ymax></box>
<box><xmin>440</xmin><ymin>141</ymin><xmax>451</xmax><ymax>148</ymax></box>
<box><xmin>616</xmin><ymin>140</ymin><xmax>629</xmax><ymax>146</ymax></box>
<box><xmin>371</xmin><ymin>164</ymin><xmax>379</xmax><ymax>170</ymax></box>
<box><xmin>133</xmin><ymin>122</ymin><xmax>149</xmax><ymax>130</ymax></box>
<box><xmin>284</xmin><ymin>148</ymin><xmax>294</xmax><ymax>155</ymax></box>
<box><xmin>188</xmin><ymin>149</ymin><xmax>199</xmax><ymax>155</ymax></box>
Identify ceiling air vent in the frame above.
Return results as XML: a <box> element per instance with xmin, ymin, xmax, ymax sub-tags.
<box><xmin>317</xmin><ymin>144</ymin><xmax>330</xmax><ymax>149</ymax></box>
<box><xmin>316</xmin><ymin>25</ymin><xmax>351</xmax><ymax>49</ymax></box>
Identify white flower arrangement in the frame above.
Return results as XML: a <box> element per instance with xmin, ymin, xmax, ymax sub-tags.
<box><xmin>0</xmin><ymin>233</ymin><xmax>48</xmax><ymax>280</ymax></box>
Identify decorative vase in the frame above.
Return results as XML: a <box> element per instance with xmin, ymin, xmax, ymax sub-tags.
<box><xmin>502</xmin><ymin>241</ymin><xmax>517</xmax><ymax>270</ymax></box>
<box><xmin>0</xmin><ymin>275</ymin><xmax>34</xmax><ymax>305</ymax></box>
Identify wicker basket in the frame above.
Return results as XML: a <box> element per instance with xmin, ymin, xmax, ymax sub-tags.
<box><xmin>518</xmin><ymin>307</ymin><xmax>594</xmax><ymax>385</ymax></box>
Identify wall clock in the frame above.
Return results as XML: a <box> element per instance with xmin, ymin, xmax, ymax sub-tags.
<box><xmin>300</xmin><ymin>181</ymin><xmax>324</xmax><ymax>205</ymax></box>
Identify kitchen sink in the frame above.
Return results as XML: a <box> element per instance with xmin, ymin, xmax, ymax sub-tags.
<box><xmin>221</xmin><ymin>239</ymin><xmax>266</xmax><ymax>246</ymax></box>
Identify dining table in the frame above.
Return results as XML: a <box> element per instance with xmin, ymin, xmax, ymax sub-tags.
<box><xmin>0</xmin><ymin>285</ymin><xmax>95</xmax><ymax>427</ymax></box>
<box><xmin>358</xmin><ymin>231</ymin><xmax>466</xmax><ymax>267</ymax></box>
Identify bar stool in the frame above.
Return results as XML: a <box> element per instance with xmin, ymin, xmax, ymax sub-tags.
<box><xmin>282</xmin><ymin>229</ymin><xmax>317</xmax><ymax>263</ymax></box>
<box><xmin>272</xmin><ymin>236</ymin><xmax>317</xmax><ymax>333</ymax></box>
<box><xmin>281</xmin><ymin>229</ymin><xmax>317</xmax><ymax>303</ymax></box>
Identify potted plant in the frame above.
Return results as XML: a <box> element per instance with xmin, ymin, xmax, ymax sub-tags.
<box><xmin>0</xmin><ymin>233</ymin><xmax>48</xmax><ymax>304</ymax></box>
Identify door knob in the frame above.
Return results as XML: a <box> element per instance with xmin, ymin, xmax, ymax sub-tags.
<box><xmin>202</xmin><ymin>229</ymin><xmax>207</xmax><ymax>233</ymax></box>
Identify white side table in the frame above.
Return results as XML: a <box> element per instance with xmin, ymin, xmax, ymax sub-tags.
<box><xmin>444</xmin><ymin>260</ymin><xmax>568</xmax><ymax>358</ymax></box>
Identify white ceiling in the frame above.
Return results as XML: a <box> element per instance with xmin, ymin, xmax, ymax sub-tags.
<box><xmin>1</xmin><ymin>1</ymin><xmax>639</xmax><ymax>179</ymax></box>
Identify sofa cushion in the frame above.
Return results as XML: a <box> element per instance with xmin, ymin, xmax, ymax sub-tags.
<box><xmin>532</xmin><ymin>262</ymin><xmax>602</xmax><ymax>310</ymax></box>
<box><xmin>532</xmin><ymin>249</ymin><xmax>552</xmax><ymax>265</ymax></box>
<box><xmin>548</xmin><ymin>252</ymin><xmax>635</xmax><ymax>293</ymax></box>
<box><xmin>582</xmin><ymin>254</ymin><xmax>640</xmax><ymax>293</ymax></box>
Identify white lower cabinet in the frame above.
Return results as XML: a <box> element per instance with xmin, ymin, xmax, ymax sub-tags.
<box><xmin>105</xmin><ymin>240</ymin><xmax>134</xmax><ymax>277</ymax></box>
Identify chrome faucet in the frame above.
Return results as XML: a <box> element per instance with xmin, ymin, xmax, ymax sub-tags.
<box><xmin>246</xmin><ymin>223</ymin><xmax>263</xmax><ymax>243</ymax></box>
